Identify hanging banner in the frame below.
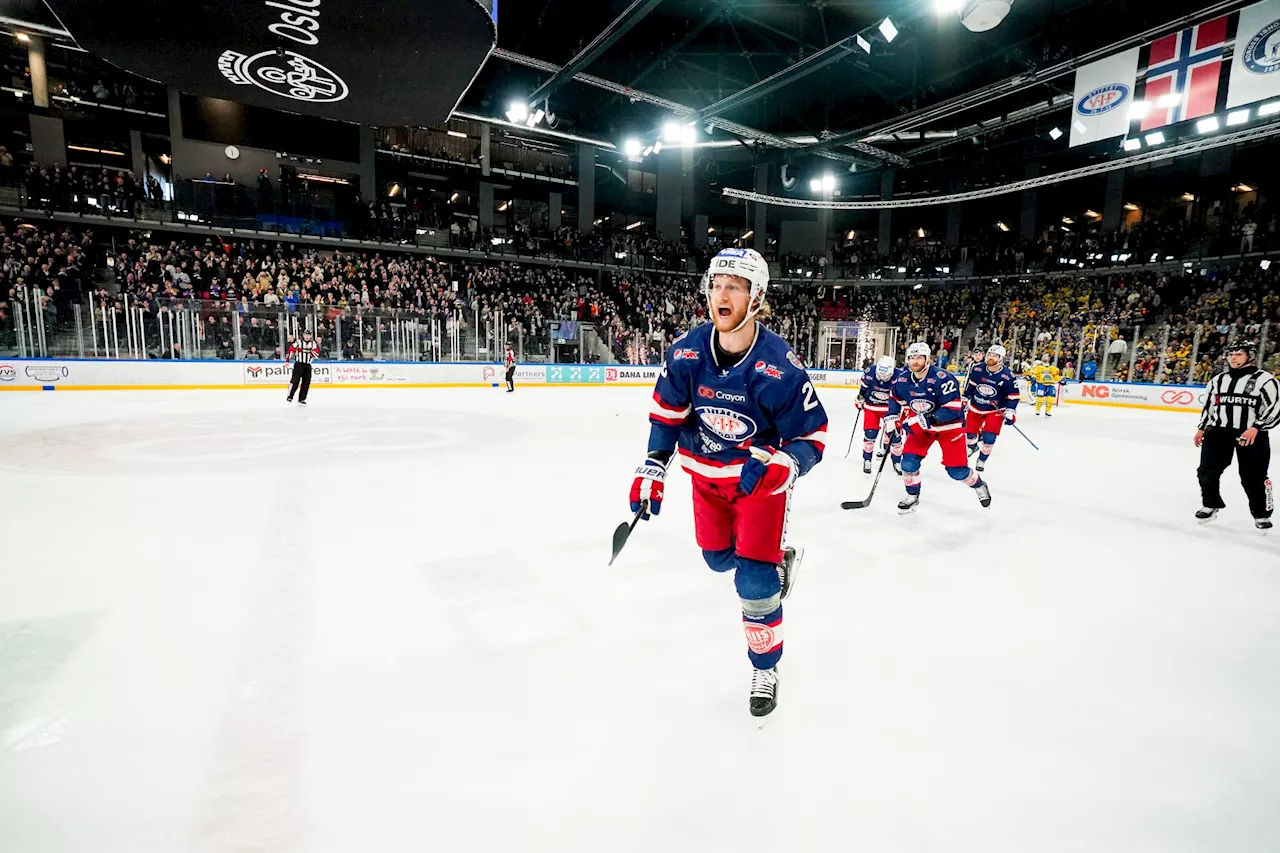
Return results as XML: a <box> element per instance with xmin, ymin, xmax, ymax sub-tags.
<box><xmin>1069</xmin><ymin>48</ymin><xmax>1140</xmax><ymax>148</ymax></box>
<box><xmin>1227</xmin><ymin>0</ymin><xmax>1280</xmax><ymax>108</ymax></box>
<box><xmin>1139</xmin><ymin>16</ymin><xmax>1230</xmax><ymax>131</ymax></box>
<box><xmin>45</xmin><ymin>0</ymin><xmax>497</xmax><ymax>127</ymax></box>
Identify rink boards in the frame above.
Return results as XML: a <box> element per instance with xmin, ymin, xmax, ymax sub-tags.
<box><xmin>0</xmin><ymin>358</ymin><xmax>1205</xmax><ymax>414</ymax></box>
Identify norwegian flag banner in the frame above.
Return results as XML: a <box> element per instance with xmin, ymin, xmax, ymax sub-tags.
<box><xmin>1140</xmin><ymin>15</ymin><xmax>1230</xmax><ymax>132</ymax></box>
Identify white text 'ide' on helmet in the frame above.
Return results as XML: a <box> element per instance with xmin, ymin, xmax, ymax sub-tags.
<box><xmin>875</xmin><ymin>355</ymin><xmax>895</xmax><ymax>380</ymax></box>
<box><xmin>704</xmin><ymin>248</ymin><xmax>769</xmax><ymax>312</ymax></box>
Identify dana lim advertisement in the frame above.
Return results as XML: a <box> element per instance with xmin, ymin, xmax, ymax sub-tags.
<box><xmin>46</xmin><ymin>0</ymin><xmax>496</xmax><ymax>126</ymax></box>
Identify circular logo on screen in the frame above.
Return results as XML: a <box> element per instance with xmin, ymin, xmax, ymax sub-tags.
<box><xmin>1243</xmin><ymin>20</ymin><xmax>1280</xmax><ymax>75</ymax></box>
<box><xmin>217</xmin><ymin>49</ymin><xmax>349</xmax><ymax>103</ymax></box>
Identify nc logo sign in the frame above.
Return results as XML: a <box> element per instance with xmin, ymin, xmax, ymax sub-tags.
<box><xmin>1081</xmin><ymin>384</ymin><xmax>1109</xmax><ymax>398</ymax></box>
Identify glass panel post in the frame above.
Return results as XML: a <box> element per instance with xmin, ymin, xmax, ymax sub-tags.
<box><xmin>1156</xmin><ymin>325</ymin><xmax>1171</xmax><ymax>384</ymax></box>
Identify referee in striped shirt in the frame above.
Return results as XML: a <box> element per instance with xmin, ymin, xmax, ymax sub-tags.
<box><xmin>286</xmin><ymin>330</ymin><xmax>320</xmax><ymax>406</ymax></box>
<box><xmin>1195</xmin><ymin>341</ymin><xmax>1279</xmax><ymax>530</ymax></box>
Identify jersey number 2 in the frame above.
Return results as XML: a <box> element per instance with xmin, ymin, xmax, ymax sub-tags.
<box><xmin>801</xmin><ymin>381</ymin><xmax>819</xmax><ymax>411</ymax></box>
<box><xmin>940</xmin><ymin>380</ymin><xmax>957</xmax><ymax>395</ymax></box>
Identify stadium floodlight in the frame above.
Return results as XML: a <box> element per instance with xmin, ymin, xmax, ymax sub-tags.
<box><xmin>1144</xmin><ymin>130</ymin><xmax>1166</xmax><ymax>145</ymax></box>
<box><xmin>680</xmin><ymin>124</ymin><xmax>697</xmax><ymax>145</ymax></box>
<box><xmin>1157</xmin><ymin>92</ymin><xmax>1182</xmax><ymax>109</ymax></box>
<box><xmin>505</xmin><ymin>101</ymin><xmax>529</xmax><ymax>124</ymax></box>
<box><xmin>662</xmin><ymin>121</ymin><xmax>681</xmax><ymax>143</ymax></box>
<box><xmin>1123</xmin><ymin>137</ymin><xmax>1142</xmax><ymax>151</ymax></box>
<box><xmin>878</xmin><ymin>18</ymin><xmax>898</xmax><ymax>42</ymax></box>
<box><xmin>1227</xmin><ymin>108</ymin><xmax>1250</xmax><ymax>126</ymax></box>
<box><xmin>1261</xmin><ymin>260</ymin><xmax>1272</xmax><ymax>270</ymax></box>
<box><xmin>623</xmin><ymin>138</ymin><xmax>642</xmax><ymax>157</ymax></box>
<box><xmin>1048</xmin><ymin>127</ymin><xmax>1063</xmax><ymax>141</ymax></box>
<box><xmin>527</xmin><ymin>108</ymin><xmax>545</xmax><ymax>127</ymax></box>
<box><xmin>935</xmin><ymin>0</ymin><xmax>963</xmax><ymax>13</ymax></box>
<box><xmin>809</xmin><ymin>178</ymin><xmax>822</xmax><ymax>192</ymax></box>
<box><xmin>996</xmin><ymin>221</ymin><xmax>1009</xmax><ymax>232</ymax></box>
<box><xmin>856</xmin><ymin>34</ymin><xmax>871</xmax><ymax>53</ymax></box>
<box><xmin>1258</xmin><ymin>101</ymin><xmax>1280</xmax><ymax>117</ymax></box>
<box><xmin>642</xmin><ymin>145</ymin><xmax>654</xmax><ymax>157</ymax></box>
<box><xmin>897</xmin><ymin>267</ymin><xmax>908</xmax><ymax>273</ymax></box>
<box><xmin>1196</xmin><ymin>116</ymin><xmax>1221</xmax><ymax>134</ymax></box>
<box><xmin>1128</xmin><ymin>101</ymin><xmax>1150</xmax><ymax>121</ymax></box>
<box><xmin>821</xmin><ymin>174</ymin><xmax>836</xmax><ymax>191</ymax></box>
<box><xmin>653</xmin><ymin>141</ymin><xmax>663</xmax><ymax>153</ymax></box>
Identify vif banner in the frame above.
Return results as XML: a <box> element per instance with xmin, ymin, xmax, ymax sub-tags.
<box><xmin>1070</xmin><ymin>49</ymin><xmax>1140</xmax><ymax>148</ymax></box>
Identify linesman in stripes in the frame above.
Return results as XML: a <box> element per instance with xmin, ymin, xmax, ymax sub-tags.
<box><xmin>286</xmin><ymin>329</ymin><xmax>320</xmax><ymax>406</ymax></box>
<box><xmin>1195</xmin><ymin>341</ymin><xmax>1278</xmax><ymax>531</ymax></box>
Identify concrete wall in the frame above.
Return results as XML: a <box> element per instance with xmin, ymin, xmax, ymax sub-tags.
<box><xmin>29</xmin><ymin>114</ymin><xmax>66</xmax><ymax>167</ymax></box>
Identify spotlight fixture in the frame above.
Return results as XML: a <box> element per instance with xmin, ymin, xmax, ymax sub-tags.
<box><xmin>642</xmin><ymin>145</ymin><xmax>654</xmax><ymax>157</ymax></box>
<box><xmin>1123</xmin><ymin>138</ymin><xmax>1142</xmax><ymax>151</ymax></box>
<box><xmin>1156</xmin><ymin>92</ymin><xmax>1182</xmax><ymax>109</ymax></box>
<box><xmin>1258</xmin><ymin>101</ymin><xmax>1280</xmax><ymax>117</ymax></box>
<box><xmin>1226</xmin><ymin>108</ymin><xmax>1250</xmax><ymax>126</ymax></box>
<box><xmin>623</xmin><ymin>138</ymin><xmax>641</xmax><ymax>157</ymax></box>
<box><xmin>1234</xmin><ymin>184</ymin><xmax>1255</xmax><ymax>192</ymax></box>
<box><xmin>680</xmin><ymin>124</ymin><xmax>697</xmax><ymax>145</ymax></box>
<box><xmin>1123</xmin><ymin>203</ymin><xmax>1139</xmax><ymax>211</ymax></box>
<box><xmin>996</xmin><ymin>221</ymin><xmax>1010</xmax><ymax>232</ymax></box>
<box><xmin>653</xmin><ymin>141</ymin><xmax>663</xmax><ymax>154</ymax></box>
<box><xmin>446</xmin><ymin>130</ymin><xmax>468</xmax><ymax>139</ymax></box>
<box><xmin>1048</xmin><ymin>127</ymin><xmax>1063</xmax><ymax>141</ymax></box>
<box><xmin>809</xmin><ymin>178</ymin><xmax>822</xmax><ymax>192</ymax></box>
<box><xmin>1144</xmin><ymin>130</ymin><xmax>1165</xmax><ymax>145</ymax></box>
<box><xmin>856</xmin><ymin>34</ymin><xmax>871</xmax><ymax>53</ymax></box>
<box><xmin>1261</xmin><ymin>260</ymin><xmax>1272</xmax><ymax>270</ymax></box>
<box><xmin>16</xmin><ymin>33</ymin><xmax>29</xmax><ymax>42</ymax></box>
<box><xmin>959</xmin><ymin>1</ymin><xmax>1015</xmax><ymax>33</ymax></box>
<box><xmin>662</xmin><ymin>121</ymin><xmax>681</xmax><ymax>142</ymax></box>
<box><xmin>1181</xmin><ymin>193</ymin><xmax>1195</xmax><ymax>202</ymax></box>
<box><xmin>505</xmin><ymin>101</ymin><xmax>529</xmax><ymax>124</ymax></box>
<box><xmin>1128</xmin><ymin>101</ymin><xmax>1151</xmax><ymax>120</ymax></box>
<box><xmin>527</xmin><ymin>108</ymin><xmax>545</xmax><ymax>127</ymax></box>
<box><xmin>820</xmin><ymin>174</ymin><xmax>836</xmax><ymax>191</ymax></box>
<box><xmin>935</xmin><ymin>0</ymin><xmax>964</xmax><ymax>13</ymax></box>
<box><xmin>878</xmin><ymin>18</ymin><xmax>898</xmax><ymax>42</ymax></box>
<box><xmin>1196</xmin><ymin>116</ymin><xmax>1220</xmax><ymax>134</ymax></box>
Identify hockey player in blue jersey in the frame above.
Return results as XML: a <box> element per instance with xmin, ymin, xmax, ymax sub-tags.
<box><xmin>962</xmin><ymin>344</ymin><xmax>1021</xmax><ymax>472</ymax></box>
<box><xmin>627</xmin><ymin>247</ymin><xmax>828</xmax><ymax>717</ymax></box>
<box><xmin>886</xmin><ymin>342</ymin><xmax>992</xmax><ymax>514</ymax></box>
<box><xmin>856</xmin><ymin>355</ymin><xmax>904</xmax><ymax>475</ymax></box>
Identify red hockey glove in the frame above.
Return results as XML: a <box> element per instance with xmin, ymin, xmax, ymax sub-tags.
<box><xmin>738</xmin><ymin>446</ymin><xmax>798</xmax><ymax>497</ymax></box>
<box><xmin>1004</xmin><ymin>409</ymin><xmax>1017</xmax><ymax>425</ymax></box>
<box><xmin>629</xmin><ymin>458</ymin><xmax>667</xmax><ymax>519</ymax></box>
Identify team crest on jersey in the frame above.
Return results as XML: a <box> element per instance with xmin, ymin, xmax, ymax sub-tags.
<box><xmin>870</xmin><ymin>390</ymin><xmax>890</xmax><ymax>402</ymax></box>
<box><xmin>754</xmin><ymin>360</ymin><xmax>783</xmax><ymax>379</ymax></box>
<box><xmin>786</xmin><ymin>351</ymin><xmax>804</xmax><ymax>370</ymax></box>
<box><xmin>672</xmin><ymin>348</ymin><xmax>700</xmax><ymax>360</ymax></box>
<box><xmin>697</xmin><ymin>406</ymin><xmax>758</xmax><ymax>441</ymax></box>
<box><xmin>976</xmin><ymin>384</ymin><xmax>997</xmax><ymax>398</ymax></box>
<box><xmin>909</xmin><ymin>399</ymin><xmax>936</xmax><ymax>414</ymax></box>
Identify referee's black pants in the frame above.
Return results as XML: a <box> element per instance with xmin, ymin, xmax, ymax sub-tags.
<box><xmin>505</xmin><ymin>365</ymin><xmax>515</xmax><ymax>391</ymax></box>
<box><xmin>288</xmin><ymin>362</ymin><xmax>313</xmax><ymax>403</ymax></box>
<box><xmin>1198</xmin><ymin>427</ymin><xmax>1273</xmax><ymax>519</ymax></box>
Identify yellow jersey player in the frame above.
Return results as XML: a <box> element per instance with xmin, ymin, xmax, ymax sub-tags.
<box><xmin>1030</xmin><ymin>357</ymin><xmax>1062</xmax><ymax>416</ymax></box>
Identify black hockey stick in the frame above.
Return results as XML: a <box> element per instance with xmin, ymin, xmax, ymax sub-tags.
<box><xmin>843</xmin><ymin>405</ymin><xmax>864</xmax><ymax>458</ymax></box>
<box><xmin>841</xmin><ymin>434</ymin><xmax>891</xmax><ymax>510</ymax></box>
<box><xmin>609</xmin><ymin>500</ymin><xmax>649</xmax><ymax>566</ymax></box>
<box><xmin>1009</xmin><ymin>421</ymin><xmax>1039</xmax><ymax>450</ymax></box>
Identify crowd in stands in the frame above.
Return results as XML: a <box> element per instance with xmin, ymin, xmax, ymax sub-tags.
<box><xmin>1</xmin><ymin>216</ymin><xmax>1276</xmax><ymax>381</ymax></box>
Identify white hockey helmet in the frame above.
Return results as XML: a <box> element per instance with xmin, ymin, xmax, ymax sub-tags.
<box><xmin>704</xmin><ymin>248</ymin><xmax>769</xmax><ymax>332</ymax></box>
<box><xmin>875</xmin><ymin>355</ymin><xmax>895</xmax><ymax>381</ymax></box>
<box><xmin>987</xmin><ymin>344</ymin><xmax>1007</xmax><ymax>359</ymax></box>
<box><xmin>906</xmin><ymin>342</ymin><xmax>931</xmax><ymax>360</ymax></box>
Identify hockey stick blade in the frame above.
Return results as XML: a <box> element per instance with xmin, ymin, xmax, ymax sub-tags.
<box><xmin>842</xmin><ymin>433</ymin><xmax>891</xmax><ymax>510</ymax></box>
<box><xmin>609</xmin><ymin>500</ymin><xmax>649</xmax><ymax>566</ymax></box>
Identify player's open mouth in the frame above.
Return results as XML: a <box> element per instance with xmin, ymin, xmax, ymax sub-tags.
<box><xmin>717</xmin><ymin>306</ymin><xmax>732</xmax><ymax>317</ymax></box>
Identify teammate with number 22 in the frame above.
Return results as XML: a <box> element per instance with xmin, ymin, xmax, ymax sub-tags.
<box><xmin>888</xmin><ymin>342</ymin><xmax>992</xmax><ymax>514</ymax></box>
<box><xmin>628</xmin><ymin>248</ymin><xmax>828</xmax><ymax>718</ymax></box>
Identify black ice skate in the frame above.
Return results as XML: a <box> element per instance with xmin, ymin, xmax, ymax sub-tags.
<box><xmin>750</xmin><ymin>667</ymin><xmax>779</xmax><ymax>717</ymax></box>
<box><xmin>862</xmin><ymin>459</ymin><xmax>873</xmax><ymax>474</ymax></box>
<box><xmin>1195</xmin><ymin>507</ymin><xmax>1220</xmax><ymax>524</ymax></box>
<box><xmin>778</xmin><ymin>546</ymin><xmax>802</xmax><ymax>600</ymax></box>
<box><xmin>298</xmin><ymin>400</ymin><xmax>307</xmax><ymax>406</ymax></box>
<box><xmin>975</xmin><ymin>458</ymin><xmax>986</xmax><ymax>472</ymax></box>
<box><xmin>1045</xmin><ymin>411</ymin><xmax>1053</xmax><ymax>418</ymax></box>
<box><xmin>898</xmin><ymin>493</ymin><xmax>920</xmax><ymax>514</ymax></box>
<box><xmin>286</xmin><ymin>396</ymin><xmax>293</xmax><ymax>403</ymax></box>
<box><xmin>974</xmin><ymin>481</ymin><xmax>992</xmax><ymax>508</ymax></box>
<box><xmin>1256</xmin><ymin>518</ymin><xmax>1273</xmax><ymax>532</ymax></box>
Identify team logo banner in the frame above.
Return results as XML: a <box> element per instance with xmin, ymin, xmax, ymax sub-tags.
<box><xmin>1228</xmin><ymin>0</ymin><xmax>1280</xmax><ymax>109</ymax></box>
<box><xmin>46</xmin><ymin>0</ymin><xmax>496</xmax><ymax>126</ymax></box>
<box><xmin>1070</xmin><ymin>49</ymin><xmax>1141</xmax><ymax>147</ymax></box>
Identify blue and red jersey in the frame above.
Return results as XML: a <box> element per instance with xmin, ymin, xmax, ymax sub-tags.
<box><xmin>857</xmin><ymin>369</ymin><xmax>900</xmax><ymax>413</ymax></box>
<box><xmin>887</xmin><ymin>366</ymin><xmax>965</xmax><ymax>432</ymax></box>
<box><xmin>962</xmin><ymin>363</ymin><xmax>1020</xmax><ymax>414</ymax></box>
<box><xmin>648</xmin><ymin>323</ymin><xmax>828</xmax><ymax>481</ymax></box>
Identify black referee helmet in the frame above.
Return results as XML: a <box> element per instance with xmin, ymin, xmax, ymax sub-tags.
<box><xmin>1227</xmin><ymin>341</ymin><xmax>1256</xmax><ymax>360</ymax></box>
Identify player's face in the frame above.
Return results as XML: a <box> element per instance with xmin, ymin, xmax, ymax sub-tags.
<box><xmin>985</xmin><ymin>353</ymin><xmax>1002</xmax><ymax>368</ymax></box>
<box><xmin>1227</xmin><ymin>350</ymin><xmax>1249</xmax><ymax>368</ymax></box>
<box><xmin>907</xmin><ymin>354</ymin><xmax>928</xmax><ymax>374</ymax></box>
<box><xmin>709</xmin><ymin>274</ymin><xmax>751</xmax><ymax>332</ymax></box>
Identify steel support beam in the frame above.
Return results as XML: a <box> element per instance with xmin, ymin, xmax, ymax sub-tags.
<box><xmin>526</xmin><ymin>0</ymin><xmax>667</xmax><ymax>107</ymax></box>
<box><xmin>629</xmin><ymin>8</ymin><xmax>722</xmax><ymax>87</ymax></box>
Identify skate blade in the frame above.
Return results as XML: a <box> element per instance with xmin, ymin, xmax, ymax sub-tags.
<box><xmin>898</xmin><ymin>505</ymin><xmax>919</xmax><ymax>515</ymax></box>
<box><xmin>781</xmin><ymin>547</ymin><xmax>804</xmax><ymax>601</ymax></box>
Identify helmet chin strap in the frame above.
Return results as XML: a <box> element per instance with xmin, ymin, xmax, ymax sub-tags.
<box><xmin>706</xmin><ymin>293</ymin><xmax>762</xmax><ymax>334</ymax></box>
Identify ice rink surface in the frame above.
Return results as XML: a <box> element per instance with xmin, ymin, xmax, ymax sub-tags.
<box><xmin>1</xmin><ymin>385</ymin><xmax>1278</xmax><ymax>853</ymax></box>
